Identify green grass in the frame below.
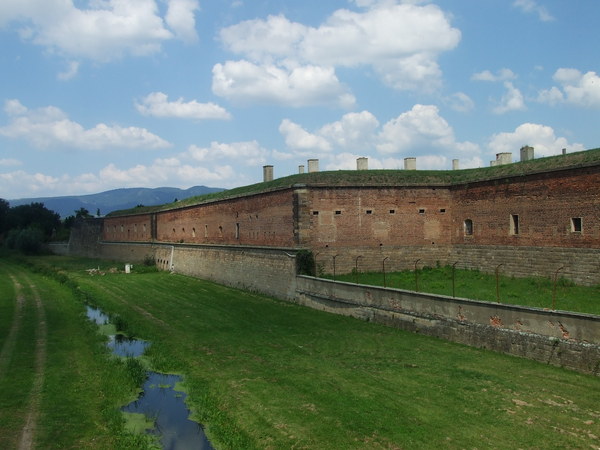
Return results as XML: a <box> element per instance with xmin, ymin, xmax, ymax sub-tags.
<box><xmin>13</xmin><ymin>254</ymin><xmax>600</xmax><ymax>449</ymax></box>
<box><xmin>108</xmin><ymin>147</ymin><xmax>600</xmax><ymax>217</ymax></box>
<box><xmin>326</xmin><ymin>266</ymin><xmax>600</xmax><ymax>315</ymax></box>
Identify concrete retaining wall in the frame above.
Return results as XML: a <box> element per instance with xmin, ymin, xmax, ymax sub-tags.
<box><xmin>295</xmin><ymin>276</ymin><xmax>600</xmax><ymax>375</ymax></box>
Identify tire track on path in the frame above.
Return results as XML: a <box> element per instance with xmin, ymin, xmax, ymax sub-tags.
<box><xmin>0</xmin><ymin>275</ymin><xmax>26</xmax><ymax>380</ymax></box>
<box><xmin>17</xmin><ymin>275</ymin><xmax>47</xmax><ymax>450</ymax></box>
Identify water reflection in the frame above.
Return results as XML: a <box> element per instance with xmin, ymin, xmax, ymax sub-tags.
<box><xmin>85</xmin><ymin>305</ymin><xmax>212</xmax><ymax>449</ymax></box>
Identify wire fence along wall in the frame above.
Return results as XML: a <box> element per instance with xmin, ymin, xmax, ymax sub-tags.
<box><xmin>312</xmin><ymin>252</ymin><xmax>594</xmax><ymax>313</ymax></box>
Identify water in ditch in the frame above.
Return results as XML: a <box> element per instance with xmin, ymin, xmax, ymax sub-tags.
<box><xmin>85</xmin><ymin>306</ymin><xmax>212</xmax><ymax>449</ymax></box>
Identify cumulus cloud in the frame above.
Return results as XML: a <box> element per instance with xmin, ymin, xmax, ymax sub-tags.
<box><xmin>212</xmin><ymin>61</ymin><xmax>355</xmax><ymax>108</ymax></box>
<box><xmin>538</xmin><ymin>69</ymin><xmax>600</xmax><ymax>108</ymax></box>
<box><xmin>187</xmin><ymin>141</ymin><xmax>269</xmax><ymax>167</ymax></box>
<box><xmin>377</xmin><ymin>104</ymin><xmax>479</xmax><ymax>157</ymax></box>
<box><xmin>0</xmin><ymin>158</ymin><xmax>21</xmax><ymax>167</ymax></box>
<box><xmin>445</xmin><ymin>92</ymin><xmax>475</xmax><ymax>113</ymax></box>
<box><xmin>512</xmin><ymin>0</ymin><xmax>554</xmax><ymax>22</ymax></box>
<box><xmin>135</xmin><ymin>92</ymin><xmax>231</xmax><ymax>120</ymax></box>
<box><xmin>279</xmin><ymin>120</ymin><xmax>332</xmax><ymax>154</ymax></box>
<box><xmin>488</xmin><ymin>123</ymin><xmax>585</xmax><ymax>158</ymax></box>
<box><xmin>215</xmin><ymin>2</ymin><xmax>460</xmax><ymax>104</ymax></box>
<box><xmin>0</xmin><ymin>0</ymin><xmax>199</xmax><ymax>63</ymax></box>
<box><xmin>493</xmin><ymin>82</ymin><xmax>526</xmax><ymax>114</ymax></box>
<box><xmin>471</xmin><ymin>68</ymin><xmax>517</xmax><ymax>82</ymax></box>
<box><xmin>0</xmin><ymin>99</ymin><xmax>171</xmax><ymax>150</ymax></box>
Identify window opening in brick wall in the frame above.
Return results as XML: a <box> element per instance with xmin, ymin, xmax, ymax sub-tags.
<box><xmin>464</xmin><ymin>219</ymin><xmax>473</xmax><ymax>236</ymax></box>
<box><xmin>366</xmin><ymin>210</ymin><xmax>372</xmax><ymax>214</ymax></box>
<box><xmin>192</xmin><ymin>227</ymin><xmax>196</xmax><ymax>238</ymax></box>
<box><xmin>510</xmin><ymin>214</ymin><xmax>519</xmax><ymax>235</ymax></box>
<box><xmin>335</xmin><ymin>210</ymin><xmax>341</xmax><ymax>215</ymax></box>
<box><xmin>134</xmin><ymin>224</ymin><xmax>137</xmax><ymax>232</ymax></box>
<box><xmin>440</xmin><ymin>208</ymin><xmax>446</xmax><ymax>213</ymax></box>
<box><xmin>312</xmin><ymin>211</ymin><xmax>319</xmax><ymax>215</ymax></box>
<box><xmin>120</xmin><ymin>225</ymin><xmax>124</xmax><ymax>232</ymax></box>
<box><xmin>143</xmin><ymin>224</ymin><xmax>146</xmax><ymax>233</ymax></box>
<box><xmin>571</xmin><ymin>217</ymin><xmax>582</xmax><ymax>233</ymax></box>
<box><xmin>235</xmin><ymin>223</ymin><xmax>240</xmax><ymax>239</ymax></box>
<box><xmin>389</xmin><ymin>209</ymin><xmax>395</xmax><ymax>214</ymax></box>
<box><xmin>218</xmin><ymin>226</ymin><xmax>223</xmax><ymax>237</ymax></box>
<box><xmin>204</xmin><ymin>225</ymin><xmax>208</xmax><ymax>238</ymax></box>
<box><xmin>419</xmin><ymin>209</ymin><xmax>425</xmax><ymax>214</ymax></box>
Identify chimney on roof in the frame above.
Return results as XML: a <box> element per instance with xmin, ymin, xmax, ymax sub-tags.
<box><xmin>404</xmin><ymin>157</ymin><xmax>416</xmax><ymax>170</ymax></box>
<box><xmin>299</xmin><ymin>165</ymin><xmax>305</xmax><ymax>174</ymax></box>
<box><xmin>562</xmin><ymin>148</ymin><xmax>567</xmax><ymax>155</ymax></box>
<box><xmin>452</xmin><ymin>159</ymin><xmax>460</xmax><ymax>170</ymax></box>
<box><xmin>496</xmin><ymin>152</ymin><xmax>512</xmax><ymax>165</ymax></box>
<box><xmin>308</xmin><ymin>159</ymin><xmax>319</xmax><ymax>173</ymax></box>
<box><xmin>263</xmin><ymin>165</ymin><xmax>273</xmax><ymax>182</ymax></box>
<box><xmin>357</xmin><ymin>157</ymin><xmax>368</xmax><ymax>170</ymax></box>
<box><xmin>520</xmin><ymin>145</ymin><xmax>534</xmax><ymax>162</ymax></box>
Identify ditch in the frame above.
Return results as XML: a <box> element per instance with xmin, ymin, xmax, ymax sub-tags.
<box><xmin>86</xmin><ymin>306</ymin><xmax>213</xmax><ymax>449</ymax></box>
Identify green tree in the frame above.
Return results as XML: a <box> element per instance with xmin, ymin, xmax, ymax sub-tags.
<box><xmin>75</xmin><ymin>207</ymin><xmax>92</xmax><ymax>218</ymax></box>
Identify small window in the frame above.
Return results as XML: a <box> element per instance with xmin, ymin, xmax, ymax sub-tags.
<box><xmin>192</xmin><ymin>227</ymin><xmax>196</xmax><ymax>238</ymax></box>
<box><xmin>440</xmin><ymin>208</ymin><xmax>446</xmax><ymax>213</ymax></box>
<box><xmin>235</xmin><ymin>223</ymin><xmax>240</xmax><ymax>239</ymax></box>
<box><xmin>389</xmin><ymin>209</ymin><xmax>395</xmax><ymax>214</ymax></box>
<box><xmin>571</xmin><ymin>217</ymin><xmax>582</xmax><ymax>233</ymax></box>
<box><xmin>335</xmin><ymin>210</ymin><xmax>342</xmax><ymax>215</ymax></box>
<box><xmin>510</xmin><ymin>214</ymin><xmax>519</xmax><ymax>235</ymax></box>
<box><xmin>312</xmin><ymin>211</ymin><xmax>319</xmax><ymax>215</ymax></box>
<box><xmin>204</xmin><ymin>225</ymin><xmax>208</xmax><ymax>237</ymax></box>
<box><xmin>419</xmin><ymin>209</ymin><xmax>425</xmax><ymax>214</ymax></box>
<box><xmin>366</xmin><ymin>210</ymin><xmax>372</xmax><ymax>215</ymax></box>
<box><xmin>218</xmin><ymin>226</ymin><xmax>223</xmax><ymax>237</ymax></box>
<box><xmin>464</xmin><ymin>219</ymin><xmax>473</xmax><ymax>236</ymax></box>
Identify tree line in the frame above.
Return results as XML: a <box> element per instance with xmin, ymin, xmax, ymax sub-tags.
<box><xmin>0</xmin><ymin>199</ymin><xmax>93</xmax><ymax>254</ymax></box>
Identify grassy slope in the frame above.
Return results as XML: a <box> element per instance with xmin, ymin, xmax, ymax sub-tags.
<box><xmin>35</xmin><ymin>256</ymin><xmax>598</xmax><ymax>449</ymax></box>
<box><xmin>0</xmin><ymin>259</ymin><xmax>152</xmax><ymax>449</ymax></box>
<box><xmin>329</xmin><ymin>266</ymin><xmax>600</xmax><ymax>315</ymax></box>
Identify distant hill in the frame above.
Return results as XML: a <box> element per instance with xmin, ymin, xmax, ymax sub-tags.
<box><xmin>8</xmin><ymin>186</ymin><xmax>224</xmax><ymax>218</ymax></box>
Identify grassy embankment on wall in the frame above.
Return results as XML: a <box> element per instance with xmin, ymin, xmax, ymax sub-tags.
<box><xmin>2</xmin><ymin>254</ymin><xmax>600</xmax><ymax>449</ymax></box>
<box><xmin>326</xmin><ymin>265</ymin><xmax>600</xmax><ymax>316</ymax></box>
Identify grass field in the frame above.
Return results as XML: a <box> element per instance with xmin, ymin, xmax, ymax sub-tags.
<box><xmin>326</xmin><ymin>265</ymin><xmax>600</xmax><ymax>316</ymax></box>
<box><xmin>2</xmin><ymin>254</ymin><xmax>600</xmax><ymax>449</ymax></box>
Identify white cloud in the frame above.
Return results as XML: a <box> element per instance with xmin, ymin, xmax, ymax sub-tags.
<box><xmin>279</xmin><ymin>119</ymin><xmax>332</xmax><ymax>154</ymax></box>
<box><xmin>212</xmin><ymin>60</ymin><xmax>355</xmax><ymax>108</ymax></box>
<box><xmin>0</xmin><ymin>158</ymin><xmax>21</xmax><ymax>167</ymax></box>
<box><xmin>513</xmin><ymin>0</ymin><xmax>554</xmax><ymax>22</ymax></box>
<box><xmin>488</xmin><ymin>123</ymin><xmax>585</xmax><ymax>158</ymax></box>
<box><xmin>538</xmin><ymin>69</ymin><xmax>600</xmax><ymax>108</ymax></box>
<box><xmin>215</xmin><ymin>2</ymin><xmax>460</xmax><ymax>103</ymax></box>
<box><xmin>165</xmin><ymin>0</ymin><xmax>200</xmax><ymax>43</ymax></box>
<box><xmin>135</xmin><ymin>92</ymin><xmax>231</xmax><ymax>120</ymax></box>
<box><xmin>472</xmin><ymin>68</ymin><xmax>517</xmax><ymax>82</ymax></box>
<box><xmin>57</xmin><ymin>61</ymin><xmax>80</xmax><ymax>81</ymax></box>
<box><xmin>187</xmin><ymin>141</ymin><xmax>269</xmax><ymax>167</ymax></box>
<box><xmin>445</xmin><ymin>92</ymin><xmax>475</xmax><ymax>113</ymax></box>
<box><xmin>0</xmin><ymin>99</ymin><xmax>171</xmax><ymax>150</ymax></box>
<box><xmin>318</xmin><ymin>111</ymin><xmax>379</xmax><ymax>151</ymax></box>
<box><xmin>493</xmin><ymin>82</ymin><xmax>526</xmax><ymax>114</ymax></box>
<box><xmin>377</xmin><ymin>104</ymin><xmax>479</xmax><ymax>156</ymax></box>
<box><xmin>0</xmin><ymin>0</ymin><xmax>198</xmax><ymax>64</ymax></box>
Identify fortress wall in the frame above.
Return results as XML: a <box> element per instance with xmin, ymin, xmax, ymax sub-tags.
<box><xmin>155</xmin><ymin>189</ymin><xmax>297</xmax><ymax>247</ymax></box>
<box><xmin>153</xmin><ymin>244</ymin><xmax>298</xmax><ymax>299</ymax></box>
<box><xmin>296</xmin><ymin>276</ymin><xmax>600</xmax><ymax>376</ymax></box>
<box><xmin>450</xmin><ymin>245</ymin><xmax>600</xmax><ymax>286</ymax></box>
<box><xmin>451</xmin><ymin>166</ymin><xmax>600</xmax><ymax>248</ymax></box>
<box><xmin>103</xmin><ymin>214</ymin><xmax>153</xmax><ymax>242</ymax></box>
<box><xmin>302</xmin><ymin>186</ymin><xmax>453</xmax><ymax>249</ymax></box>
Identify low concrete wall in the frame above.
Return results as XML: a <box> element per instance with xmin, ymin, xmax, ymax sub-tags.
<box><xmin>295</xmin><ymin>276</ymin><xmax>600</xmax><ymax>375</ymax></box>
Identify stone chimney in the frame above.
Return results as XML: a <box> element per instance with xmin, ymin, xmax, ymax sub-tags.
<box><xmin>452</xmin><ymin>159</ymin><xmax>460</xmax><ymax>170</ymax></box>
<box><xmin>299</xmin><ymin>165</ymin><xmax>305</xmax><ymax>174</ymax></box>
<box><xmin>520</xmin><ymin>145</ymin><xmax>534</xmax><ymax>161</ymax></box>
<box><xmin>404</xmin><ymin>157</ymin><xmax>416</xmax><ymax>170</ymax></box>
<box><xmin>357</xmin><ymin>157</ymin><xmax>368</xmax><ymax>170</ymax></box>
<box><xmin>307</xmin><ymin>159</ymin><xmax>319</xmax><ymax>173</ymax></box>
<box><xmin>496</xmin><ymin>152</ymin><xmax>512</xmax><ymax>165</ymax></box>
<box><xmin>263</xmin><ymin>165</ymin><xmax>273</xmax><ymax>182</ymax></box>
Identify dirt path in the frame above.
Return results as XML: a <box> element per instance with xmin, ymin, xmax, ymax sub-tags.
<box><xmin>17</xmin><ymin>275</ymin><xmax>47</xmax><ymax>450</ymax></box>
<box><xmin>0</xmin><ymin>275</ymin><xmax>25</xmax><ymax>379</ymax></box>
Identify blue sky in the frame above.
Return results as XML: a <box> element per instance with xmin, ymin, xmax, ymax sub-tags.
<box><xmin>1</xmin><ymin>0</ymin><xmax>599</xmax><ymax>199</ymax></box>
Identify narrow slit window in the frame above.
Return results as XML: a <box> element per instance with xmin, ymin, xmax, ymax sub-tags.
<box><xmin>419</xmin><ymin>209</ymin><xmax>425</xmax><ymax>214</ymax></box>
<box><xmin>235</xmin><ymin>223</ymin><xmax>240</xmax><ymax>239</ymax></box>
<box><xmin>389</xmin><ymin>209</ymin><xmax>395</xmax><ymax>214</ymax></box>
<box><xmin>312</xmin><ymin>211</ymin><xmax>319</xmax><ymax>216</ymax></box>
<box><xmin>571</xmin><ymin>217</ymin><xmax>582</xmax><ymax>233</ymax></box>
<box><xmin>464</xmin><ymin>219</ymin><xmax>473</xmax><ymax>236</ymax></box>
<box><xmin>366</xmin><ymin>210</ymin><xmax>372</xmax><ymax>215</ymax></box>
<box><xmin>335</xmin><ymin>210</ymin><xmax>341</xmax><ymax>215</ymax></box>
<box><xmin>440</xmin><ymin>208</ymin><xmax>446</xmax><ymax>213</ymax></box>
<box><xmin>204</xmin><ymin>224</ymin><xmax>208</xmax><ymax>237</ymax></box>
<box><xmin>510</xmin><ymin>214</ymin><xmax>519</xmax><ymax>235</ymax></box>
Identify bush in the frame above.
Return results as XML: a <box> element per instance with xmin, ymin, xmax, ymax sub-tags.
<box><xmin>296</xmin><ymin>250</ymin><xmax>316</xmax><ymax>276</ymax></box>
<box><xmin>4</xmin><ymin>226</ymin><xmax>45</xmax><ymax>254</ymax></box>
